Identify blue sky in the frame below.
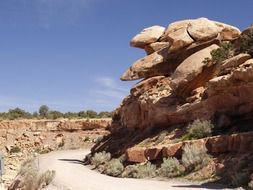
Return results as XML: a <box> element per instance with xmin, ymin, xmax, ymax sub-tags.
<box><xmin>0</xmin><ymin>0</ymin><xmax>252</xmax><ymax>112</ymax></box>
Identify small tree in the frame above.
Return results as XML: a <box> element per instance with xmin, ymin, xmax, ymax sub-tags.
<box><xmin>239</xmin><ymin>27</ymin><xmax>253</xmax><ymax>56</ymax></box>
<box><xmin>78</xmin><ymin>111</ymin><xmax>87</xmax><ymax>118</ymax></box>
<box><xmin>39</xmin><ymin>105</ymin><xmax>49</xmax><ymax>118</ymax></box>
<box><xmin>210</xmin><ymin>42</ymin><xmax>234</xmax><ymax>63</ymax></box>
<box><xmin>86</xmin><ymin>110</ymin><xmax>98</xmax><ymax>118</ymax></box>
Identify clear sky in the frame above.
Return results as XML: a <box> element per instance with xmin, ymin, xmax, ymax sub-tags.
<box><xmin>0</xmin><ymin>0</ymin><xmax>252</xmax><ymax>112</ymax></box>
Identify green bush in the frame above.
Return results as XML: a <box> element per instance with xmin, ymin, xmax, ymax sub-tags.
<box><xmin>182</xmin><ymin>119</ymin><xmax>214</xmax><ymax>140</ymax></box>
<box><xmin>210</xmin><ymin>42</ymin><xmax>233</xmax><ymax>63</ymax></box>
<box><xmin>239</xmin><ymin>28</ymin><xmax>253</xmax><ymax>56</ymax></box>
<box><xmin>91</xmin><ymin>151</ymin><xmax>111</xmax><ymax>167</ymax></box>
<box><xmin>104</xmin><ymin>159</ymin><xmax>124</xmax><ymax>177</ymax></box>
<box><xmin>121</xmin><ymin>162</ymin><xmax>156</xmax><ymax>178</ymax></box>
<box><xmin>181</xmin><ymin>144</ymin><xmax>211</xmax><ymax>172</ymax></box>
<box><xmin>158</xmin><ymin>157</ymin><xmax>184</xmax><ymax>178</ymax></box>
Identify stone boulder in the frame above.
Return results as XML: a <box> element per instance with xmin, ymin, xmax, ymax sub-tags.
<box><xmin>121</xmin><ymin>38</ymin><xmax>220</xmax><ymax>81</ymax></box>
<box><xmin>171</xmin><ymin>44</ymin><xmax>219</xmax><ymax>89</ymax></box>
<box><xmin>130</xmin><ymin>25</ymin><xmax>165</xmax><ymax>49</ymax></box>
<box><xmin>187</xmin><ymin>18</ymin><xmax>219</xmax><ymax>41</ymax></box>
<box><xmin>144</xmin><ymin>42</ymin><xmax>170</xmax><ymax>55</ymax></box>
<box><xmin>121</xmin><ymin>47</ymin><xmax>171</xmax><ymax>81</ymax></box>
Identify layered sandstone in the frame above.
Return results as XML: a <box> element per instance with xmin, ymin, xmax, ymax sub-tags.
<box><xmin>116</xmin><ymin>17</ymin><xmax>253</xmax><ymax>131</ymax></box>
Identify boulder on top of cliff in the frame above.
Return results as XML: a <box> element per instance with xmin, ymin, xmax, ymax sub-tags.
<box><xmin>171</xmin><ymin>44</ymin><xmax>219</xmax><ymax>89</ymax></box>
<box><xmin>130</xmin><ymin>25</ymin><xmax>165</xmax><ymax>49</ymax></box>
<box><xmin>160</xmin><ymin>18</ymin><xmax>240</xmax><ymax>52</ymax></box>
<box><xmin>120</xmin><ymin>47</ymin><xmax>171</xmax><ymax>81</ymax></box>
<box><xmin>187</xmin><ymin>18</ymin><xmax>220</xmax><ymax>41</ymax></box>
<box><xmin>121</xmin><ymin>38</ymin><xmax>220</xmax><ymax>81</ymax></box>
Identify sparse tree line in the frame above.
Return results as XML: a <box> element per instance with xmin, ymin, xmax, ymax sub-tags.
<box><xmin>0</xmin><ymin>105</ymin><xmax>113</xmax><ymax>120</ymax></box>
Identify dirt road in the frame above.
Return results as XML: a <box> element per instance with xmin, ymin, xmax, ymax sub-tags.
<box><xmin>38</xmin><ymin>149</ymin><xmax>230</xmax><ymax>190</ymax></box>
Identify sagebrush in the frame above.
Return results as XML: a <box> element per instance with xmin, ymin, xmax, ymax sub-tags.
<box><xmin>91</xmin><ymin>151</ymin><xmax>111</xmax><ymax>167</ymax></box>
<box><xmin>104</xmin><ymin>159</ymin><xmax>124</xmax><ymax>177</ymax></box>
<box><xmin>182</xmin><ymin>119</ymin><xmax>213</xmax><ymax>140</ymax></box>
<box><xmin>158</xmin><ymin>157</ymin><xmax>184</xmax><ymax>178</ymax></box>
<box><xmin>121</xmin><ymin>162</ymin><xmax>156</xmax><ymax>178</ymax></box>
<box><xmin>182</xmin><ymin>144</ymin><xmax>211</xmax><ymax>172</ymax></box>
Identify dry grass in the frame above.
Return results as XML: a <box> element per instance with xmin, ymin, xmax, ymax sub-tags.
<box><xmin>9</xmin><ymin>158</ymin><xmax>55</xmax><ymax>190</ymax></box>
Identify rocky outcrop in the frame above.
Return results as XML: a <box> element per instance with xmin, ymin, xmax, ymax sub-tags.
<box><xmin>130</xmin><ymin>25</ymin><xmax>165</xmax><ymax>49</ymax></box>
<box><xmin>113</xmin><ymin>18</ymin><xmax>253</xmax><ymax>131</ymax></box>
<box><xmin>122</xmin><ymin>18</ymin><xmax>240</xmax><ymax>81</ymax></box>
<box><xmin>126</xmin><ymin>132</ymin><xmax>253</xmax><ymax>163</ymax></box>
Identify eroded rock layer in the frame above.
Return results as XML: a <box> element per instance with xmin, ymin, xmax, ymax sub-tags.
<box><xmin>116</xmin><ymin>18</ymin><xmax>253</xmax><ymax>131</ymax></box>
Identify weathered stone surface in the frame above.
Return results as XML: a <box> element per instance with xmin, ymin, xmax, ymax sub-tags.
<box><xmin>130</xmin><ymin>76</ymin><xmax>170</xmax><ymax>97</ymax></box>
<box><xmin>166</xmin><ymin>26</ymin><xmax>194</xmax><ymax>52</ymax></box>
<box><xmin>121</xmin><ymin>47</ymin><xmax>172</xmax><ymax>81</ymax></box>
<box><xmin>144</xmin><ymin>42</ymin><xmax>170</xmax><ymax>55</ymax></box>
<box><xmin>219</xmin><ymin>53</ymin><xmax>251</xmax><ymax>75</ymax></box>
<box><xmin>171</xmin><ymin>44</ymin><xmax>219</xmax><ymax>89</ymax></box>
<box><xmin>162</xmin><ymin>142</ymin><xmax>183</xmax><ymax>158</ymax></box>
<box><xmin>126</xmin><ymin>147</ymin><xmax>147</xmax><ymax>163</ymax></box>
<box><xmin>121</xmin><ymin>38</ymin><xmax>220</xmax><ymax>81</ymax></box>
<box><xmin>130</xmin><ymin>25</ymin><xmax>165</xmax><ymax>49</ymax></box>
<box><xmin>207</xmin><ymin>136</ymin><xmax>229</xmax><ymax>153</ymax></box>
<box><xmin>126</xmin><ymin>132</ymin><xmax>253</xmax><ymax>163</ymax></box>
<box><xmin>214</xmin><ymin>21</ymin><xmax>241</xmax><ymax>40</ymax></box>
<box><xmin>188</xmin><ymin>18</ymin><xmax>219</xmax><ymax>41</ymax></box>
<box><xmin>161</xmin><ymin>19</ymin><xmax>193</xmax><ymax>42</ymax></box>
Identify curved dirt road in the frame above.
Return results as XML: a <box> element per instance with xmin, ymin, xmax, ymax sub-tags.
<box><xmin>38</xmin><ymin>150</ymin><xmax>229</xmax><ymax>190</ymax></box>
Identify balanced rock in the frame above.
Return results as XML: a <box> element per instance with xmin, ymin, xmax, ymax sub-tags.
<box><xmin>187</xmin><ymin>18</ymin><xmax>219</xmax><ymax>41</ymax></box>
<box><xmin>130</xmin><ymin>25</ymin><xmax>165</xmax><ymax>49</ymax></box>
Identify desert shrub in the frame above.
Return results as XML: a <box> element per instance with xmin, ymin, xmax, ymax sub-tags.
<box><xmin>181</xmin><ymin>144</ymin><xmax>211</xmax><ymax>172</ymax></box>
<box><xmin>182</xmin><ymin>119</ymin><xmax>214</xmax><ymax>140</ymax></box>
<box><xmin>91</xmin><ymin>151</ymin><xmax>111</xmax><ymax>167</ymax></box>
<box><xmin>104</xmin><ymin>159</ymin><xmax>124</xmax><ymax>177</ymax></box>
<box><xmin>10</xmin><ymin>146</ymin><xmax>21</xmax><ymax>154</ymax></box>
<box><xmin>210</xmin><ymin>42</ymin><xmax>233</xmax><ymax>63</ymax></box>
<box><xmin>121</xmin><ymin>162</ymin><xmax>156</xmax><ymax>178</ymax></box>
<box><xmin>158</xmin><ymin>157</ymin><xmax>185</xmax><ymax>178</ymax></box>
<box><xmin>16</xmin><ymin>159</ymin><xmax>55</xmax><ymax>190</ymax></box>
<box><xmin>239</xmin><ymin>28</ymin><xmax>253</xmax><ymax>56</ymax></box>
<box><xmin>155</xmin><ymin>131</ymin><xmax>168</xmax><ymax>144</ymax></box>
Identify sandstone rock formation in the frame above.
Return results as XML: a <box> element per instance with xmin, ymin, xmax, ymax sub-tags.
<box><xmin>123</xmin><ymin>18</ymin><xmax>240</xmax><ymax>81</ymax></box>
<box><xmin>130</xmin><ymin>25</ymin><xmax>165</xmax><ymax>49</ymax></box>
<box><xmin>116</xmin><ymin>18</ymin><xmax>253</xmax><ymax>131</ymax></box>
<box><xmin>126</xmin><ymin>132</ymin><xmax>253</xmax><ymax>163</ymax></box>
